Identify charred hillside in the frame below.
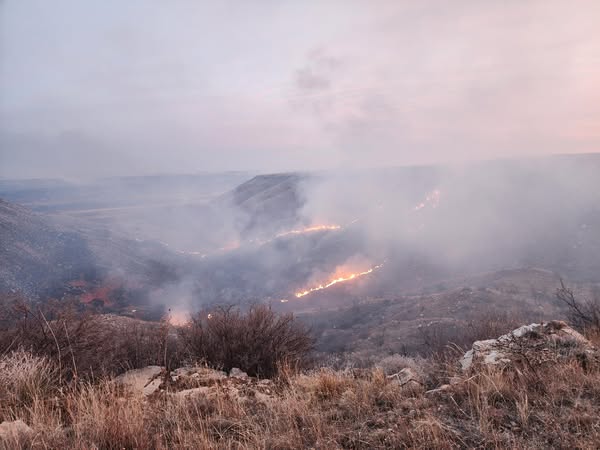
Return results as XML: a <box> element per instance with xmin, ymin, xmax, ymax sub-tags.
<box><xmin>2</xmin><ymin>154</ymin><xmax>600</xmax><ymax>319</ymax></box>
<box><xmin>0</xmin><ymin>198</ymin><xmax>192</xmax><ymax>312</ymax></box>
<box><xmin>0</xmin><ymin>198</ymin><xmax>98</xmax><ymax>298</ymax></box>
<box><xmin>221</xmin><ymin>172</ymin><xmax>309</xmax><ymax>238</ymax></box>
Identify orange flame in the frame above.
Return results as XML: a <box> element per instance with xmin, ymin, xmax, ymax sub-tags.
<box><xmin>253</xmin><ymin>224</ymin><xmax>342</xmax><ymax>246</ymax></box>
<box><xmin>172</xmin><ymin>225</ymin><xmax>340</xmax><ymax>257</ymax></box>
<box><xmin>295</xmin><ymin>264</ymin><xmax>383</xmax><ymax>298</ymax></box>
<box><xmin>275</xmin><ymin>224</ymin><xmax>341</xmax><ymax>239</ymax></box>
<box><xmin>169</xmin><ymin>309</ymin><xmax>189</xmax><ymax>326</ymax></box>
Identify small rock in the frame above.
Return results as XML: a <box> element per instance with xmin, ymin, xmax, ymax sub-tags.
<box><xmin>387</xmin><ymin>367</ymin><xmax>423</xmax><ymax>386</ymax></box>
<box><xmin>0</xmin><ymin>420</ymin><xmax>34</xmax><ymax>443</ymax></box>
<box><xmin>229</xmin><ymin>368</ymin><xmax>248</xmax><ymax>379</ymax></box>
<box><xmin>143</xmin><ymin>378</ymin><xmax>163</xmax><ymax>396</ymax></box>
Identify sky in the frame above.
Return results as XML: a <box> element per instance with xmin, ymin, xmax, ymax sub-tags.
<box><xmin>1</xmin><ymin>0</ymin><xmax>599</xmax><ymax>179</ymax></box>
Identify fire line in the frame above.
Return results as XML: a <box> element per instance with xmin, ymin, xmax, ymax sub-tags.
<box><xmin>295</xmin><ymin>264</ymin><xmax>384</xmax><ymax>298</ymax></box>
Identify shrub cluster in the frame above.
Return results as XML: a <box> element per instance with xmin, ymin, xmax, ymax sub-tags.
<box><xmin>180</xmin><ymin>304</ymin><xmax>314</xmax><ymax>377</ymax></box>
<box><xmin>0</xmin><ymin>293</ymin><xmax>170</xmax><ymax>379</ymax></box>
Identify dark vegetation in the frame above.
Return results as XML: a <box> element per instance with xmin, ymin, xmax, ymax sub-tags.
<box><xmin>0</xmin><ymin>293</ymin><xmax>313</xmax><ymax>381</ymax></box>
<box><xmin>180</xmin><ymin>305</ymin><xmax>314</xmax><ymax>377</ymax></box>
<box><xmin>0</xmin><ymin>293</ymin><xmax>169</xmax><ymax>380</ymax></box>
<box><xmin>1</xmin><ymin>282</ymin><xmax>600</xmax><ymax>448</ymax></box>
<box><xmin>556</xmin><ymin>278</ymin><xmax>600</xmax><ymax>330</ymax></box>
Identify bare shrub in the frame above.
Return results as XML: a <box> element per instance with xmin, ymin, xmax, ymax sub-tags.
<box><xmin>0</xmin><ymin>293</ymin><xmax>170</xmax><ymax>380</ymax></box>
<box><xmin>180</xmin><ymin>305</ymin><xmax>314</xmax><ymax>377</ymax></box>
<box><xmin>556</xmin><ymin>279</ymin><xmax>600</xmax><ymax>331</ymax></box>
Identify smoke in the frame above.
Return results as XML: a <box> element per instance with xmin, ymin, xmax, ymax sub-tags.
<box><xmin>3</xmin><ymin>1</ymin><xmax>600</xmax><ymax>178</ymax></box>
<box><xmin>294</xmin><ymin>155</ymin><xmax>600</xmax><ymax>293</ymax></box>
<box><xmin>2</xmin><ymin>2</ymin><xmax>600</xmax><ymax>314</ymax></box>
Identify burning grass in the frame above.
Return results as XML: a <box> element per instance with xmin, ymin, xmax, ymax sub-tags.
<box><xmin>294</xmin><ymin>263</ymin><xmax>384</xmax><ymax>298</ymax></box>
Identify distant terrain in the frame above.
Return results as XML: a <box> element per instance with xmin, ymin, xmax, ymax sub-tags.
<box><xmin>1</xmin><ymin>154</ymin><xmax>600</xmax><ymax>353</ymax></box>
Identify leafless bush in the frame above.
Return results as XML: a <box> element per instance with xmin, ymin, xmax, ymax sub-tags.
<box><xmin>0</xmin><ymin>293</ymin><xmax>170</xmax><ymax>380</ymax></box>
<box><xmin>556</xmin><ymin>279</ymin><xmax>600</xmax><ymax>331</ymax></box>
<box><xmin>180</xmin><ymin>304</ymin><xmax>314</xmax><ymax>377</ymax></box>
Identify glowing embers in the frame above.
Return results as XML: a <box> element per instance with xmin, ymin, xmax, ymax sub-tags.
<box><xmin>255</xmin><ymin>224</ymin><xmax>342</xmax><ymax>246</ymax></box>
<box><xmin>414</xmin><ymin>189</ymin><xmax>441</xmax><ymax>211</ymax></box>
<box><xmin>275</xmin><ymin>224</ymin><xmax>341</xmax><ymax>238</ymax></box>
<box><xmin>294</xmin><ymin>264</ymin><xmax>383</xmax><ymax>298</ymax></box>
<box><xmin>168</xmin><ymin>309</ymin><xmax>190</xmax><ymax>326</ymax></box>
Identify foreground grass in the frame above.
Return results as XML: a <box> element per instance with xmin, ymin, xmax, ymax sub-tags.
<box><xmin>1</xmin><ymin>347</ymin><xmax>600</xmax><ymax>449</ymax></box>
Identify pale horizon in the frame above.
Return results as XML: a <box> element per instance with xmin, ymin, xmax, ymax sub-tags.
<box><xmin>2</xmin><ymin>1</ymin><xmax>599</xmax><ymax>178</ymax></box>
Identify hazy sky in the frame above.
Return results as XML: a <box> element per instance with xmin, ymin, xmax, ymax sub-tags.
<box><xmin>1</xmin><ymin>1</ymin><xmax>599</xmax><ymax>179</ymax></box>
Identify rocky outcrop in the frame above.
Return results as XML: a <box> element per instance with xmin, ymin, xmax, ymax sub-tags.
<box><xmin>116</xmin><ymin>365</ymin><xmax>275</xmax><ymax>405</ymax></box>
<box><xmin>460</xmin><ymin>320</ymin><xmax>597</xmax><ymax>371</ymax></box>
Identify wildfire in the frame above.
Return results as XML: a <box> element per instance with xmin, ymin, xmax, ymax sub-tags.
<box><xmin>253</xmin><ymin>224</ymin><xmax>342</xmax><ymax>247</ymax></box>
<box><xmin>275</xmin><ymin>224</ymin><xmax>342</xmax><ymax>239</ymax></box>
<box><xmin>161</xmin><ymin>225</ymin><xmax>341</xmax><ymax>258</ymax></box>
<box><xmin>295</xmin><ymin>264</ymin><xmax>383</xmax><ymax>298</ymax></box>
<box><xmin>414</xmin><ymin>189</ymin><xmax>441</xmax><ymax>211</ymax></box>
<box><xmin>168</xmin><ymin>309</ymin><xmax>190</xmax><ymax>326</ymax></box>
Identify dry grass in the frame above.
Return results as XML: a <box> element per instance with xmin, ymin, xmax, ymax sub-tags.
<box><xmin>0</xmin><ymin>350</ymin><xmax>58</xmax><ymax>414</ymax></box>
<box><xmin>2</xmin><ymin>295</ymin><xmax>600</xmax><ymax>449</ymax></box>
<box><xmin>2</xmin><ymin>345</ymin><xmax>598</xmax><ymax>449</ymax></box>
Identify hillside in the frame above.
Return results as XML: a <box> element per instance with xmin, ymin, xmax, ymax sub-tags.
<box><xmin>0</xmin><ymin>199</ymin><xmax>97</xmax><ymax>297</ymax></box>
<box><xmin>0</xmin><ymin>198</ymin><xmax>190</xmax><ymax>317</ymax></box>
<box><xmin>300</xmin><ymin>268</ymin><xmax>574</xmax><ymax>358</ymax></box>
<box><xmin>3</xmin><ymin>155</ymin><xmax>600</xmax><ymax>340</ymax></box>
<box><xmin>220</xmin><ymin>172</ymin><xmax>309</xmax><ymax>237</ymax></box>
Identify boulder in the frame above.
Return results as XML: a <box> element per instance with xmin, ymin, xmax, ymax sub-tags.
<box><xmin>0</xmin><ymin>420</ymin><xmax>33</xmax><ymax>443</ymax></box>
<box><xmin>460</xmin><ymin>320</ymin><xmax>597</xmax><ymax>372</ymax></box>
<box><xmin>166</xmin><ymin>366</ymin><xmax>275</xmax><ymax>405</ymax></box>
<box><xmin>115</xmin><ymin>365</ymin><xmax>163</xmax><ymax>396</ymax></box>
